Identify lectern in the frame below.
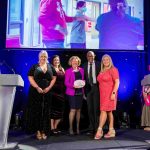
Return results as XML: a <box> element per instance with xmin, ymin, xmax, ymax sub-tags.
<box><xmin>0</xmin><ymin>74</ymin><xmax>24</xmax><ymax>149</ymax></box>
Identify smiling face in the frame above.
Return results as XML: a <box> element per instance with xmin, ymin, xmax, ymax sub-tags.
<box><xmin>102</xmin><ymin>56</ymin><xmax>111</xmax><ymax>68</ymax></box>
<box><xmin>53</xmin><ymin>56</ymin><xmax>60</xmax><ymax>67</ymax></box>
<box><xmin>39</xmin><ymin>52</ymin><xmax>48</xmax><ymax>64</ymax></box>
<box><xmin>71</xmin><ymin>58</ymin><xmax>79</xmax><ymax>69</ymax></box>
<box><xmin>87</xmin><ymin>51</ymin><xmax>95</xmax><ymax>63</ymax></box>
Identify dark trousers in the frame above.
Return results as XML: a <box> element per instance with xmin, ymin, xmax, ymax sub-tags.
<box><xmin>87</xmin><ymin>84</ymin><xmax>100</xmax><ymax>132</ymax></box>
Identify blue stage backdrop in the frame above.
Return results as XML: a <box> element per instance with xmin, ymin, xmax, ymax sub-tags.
<box><xmin>0</xmin><ymin>0</ymin><xmax>149</xmax><ymax>129</ymax></box>
<box><xmin>0</xmin><ymin>50</ymin><xmax>148</xmax><ymax>121</ymax></box>
<box><xmin>0</xmin><ymin>50</ymin><xmax>147</xmax><ymax>92</ymax></box>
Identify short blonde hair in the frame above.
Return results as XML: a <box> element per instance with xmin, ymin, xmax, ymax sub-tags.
<box><xmin>68</xmin><ymin>56</ymin><xmax>81</xmax><ymax>66</ymax></box>
<box><xmin>38</xmin><ymin>50</ymin><xmax>49</xmax><ymax>63</ymax></box>
<box><xmin>101</xmin><ymin>54</ymin><xmax>114</xmax><ymax>72</ymax></box>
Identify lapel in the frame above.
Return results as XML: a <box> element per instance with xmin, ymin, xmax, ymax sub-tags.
<box><xmin>70</xmin><ymin>68</ymin><xmax>75</xmax><ymax>82</ymax></box>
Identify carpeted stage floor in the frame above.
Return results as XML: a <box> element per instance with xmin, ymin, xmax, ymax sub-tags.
<box><xmin>8</xmin><ymin>129</ymin><xmax>150</xmax><ymax>150</ymax></box>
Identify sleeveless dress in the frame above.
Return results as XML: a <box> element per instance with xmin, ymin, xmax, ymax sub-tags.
<box><xmin>97</xmin><ymin>67</ymin><xmax>119</xmax><ymax>111</ymax></box>
<box><xmin>24</xmin><ymin>63</ymin><xmax>56</xmax><ymax>134</ymax></box>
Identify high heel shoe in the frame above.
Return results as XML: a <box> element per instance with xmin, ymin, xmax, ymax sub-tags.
<box><xmin>104</xmin><ymin>128</ymin><xmax>116</xmax><ymax>138</ymax></box>
<box><xmin>69</xmin><ymin>129</ymin><xmax>74</xmax><ymax>135</ymax></box>
<box><xmin>36</xmin><ymin>131</ymin><xmax>42</xmax><ymax>140</ymax></box>
<box><xmin>94</xmin><ymin>127</ymin><xmax>103</xmax><ymax>140</ymax></box>
<box><xmin>41</xmin><ymin>133</ymin><xmax>47</xmax><ymax>140</ymax></box>
<box><xmin>51</xmin><ymin>129</ymin><xmax>58</xmax><ymax>135</ymax></box>
<box><xmin>144</xmin><ymin>127</ymin><xmax>150</xmax><ymax>131</ymax></box>
<box><xmin>76</xmin><ymin>128</ymin><xmax>80</xmax><ymax>135</ymax></box>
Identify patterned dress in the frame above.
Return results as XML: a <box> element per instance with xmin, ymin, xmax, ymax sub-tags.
<box><xmin>24</xmin><ymin>63</ymin><xmax>56</xmax><ymax>134</ymax></box>
<box><xmin>97</xmin><ymin>67</ymin><xmax>119</xmax><ymax>111</ymax></box>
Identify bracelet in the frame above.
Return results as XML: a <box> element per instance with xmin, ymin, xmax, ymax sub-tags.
<box><xmin>112</xmin><ymin>91</ymin><xmax>116</xmax><ymax>94</ymax></box>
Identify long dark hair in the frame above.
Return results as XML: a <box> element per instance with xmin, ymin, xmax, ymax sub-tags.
<box><xmin>51</xmin><ymin>55</ymin><xmax>63</xmax><ymax>70</ymax></box>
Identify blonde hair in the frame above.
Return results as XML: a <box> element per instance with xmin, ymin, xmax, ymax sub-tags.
<box><xmin>101</xmin><ymin>54</ymin><xmax>114</xmax><ymax>72</ymax></box>
<box><xmin>68</xmin><ymin>56</ymin><xmax>81</xmax><ymax>66</ymax></box>
<box><xmin>38</xmin><ymin>50</ymin><xmax>49</xmax><ymax>63</ymax></box>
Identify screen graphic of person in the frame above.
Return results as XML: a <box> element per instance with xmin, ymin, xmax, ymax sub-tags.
<box><xmin>24</xmin><ymin>50</ymin><xmax>56</xmax><ymax>140</ymax></box>
<box><xmin>65</xmin><ymin>56</ymin><xmax>85</xmax><ymax>135</ymax></box>
<box><xmin>95</xmin><ymin>0</ymin><xmax>143</xmax><ymax>50</ymax></box>
<box><xmin>95</xmin><ymin>54</ymin><xmax>119</xmax><ymax>140</ymax></box>
<box><xmin>70</xmin><ymin>1</ymin><xmax>95</xmax><ymax>49</ymax></box>
<box><xmin>50</xmin><ymin>55</ymin><xmax>65</xmax><ymax>134</ymax></box>
<box><xmin>38</xmin><ymin>0</ymin><xmax>76</xmax><ymax>48</ymax></box>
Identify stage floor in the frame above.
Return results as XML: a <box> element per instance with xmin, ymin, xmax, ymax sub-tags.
<box><xmin>8</xmin><ymin>129</ymin><xmax>150</xmax><ymax>150</ymax></box>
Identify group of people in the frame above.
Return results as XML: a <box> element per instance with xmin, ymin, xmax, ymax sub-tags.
<box><xmin>38</xmin><ymin>0</ymin><xmax>143</xmax><ymax>50</ymax></box>
<box><xmin>24</xmin><ymin>50</ymin><xmax>120</xmax><ymax>140</ymax></box>
<box><xmin>22</xmin><ymin>0</ymin><xmax>147</xmax><ymax>142</ymax></box>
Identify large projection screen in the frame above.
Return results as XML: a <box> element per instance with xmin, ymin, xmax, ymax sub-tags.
<box><xmin>6</xmin><ymin>0</ymin><xmax>144</xmax><ymax>50</ymax></box>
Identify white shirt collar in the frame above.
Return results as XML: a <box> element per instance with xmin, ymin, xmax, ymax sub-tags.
<box><xmin>88</xmin><ymin>61</ymin><xmax>95</xmax><ymax>65</ymax></box>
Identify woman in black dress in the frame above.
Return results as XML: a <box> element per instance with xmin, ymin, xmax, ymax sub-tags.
<box><xmin>50</xmin><ymin>55</ymin><xmax>65</xmax><ymax>134</ymax></box>
<box><xmin>24</xmin><ymin>50</ymin><xmax>56</xmax><ymax>140</ymax></box>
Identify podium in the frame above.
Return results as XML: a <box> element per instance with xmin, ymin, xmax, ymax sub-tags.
<box><xmin>0</xmin><ymin>74</ymin><xmax>24</xmax><ymax>149</ymax></box>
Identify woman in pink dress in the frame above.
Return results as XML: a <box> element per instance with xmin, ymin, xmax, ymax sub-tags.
<box><xmin>94</xmin><ymin>54</ymin><xmax>120</xmax><ymax>140</ymax></box>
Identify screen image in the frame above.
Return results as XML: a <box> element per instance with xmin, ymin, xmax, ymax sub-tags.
<box><xmin>6</xmin><ymin>0</ymin><xmax>144</xmax><ymax>50</ymax></box>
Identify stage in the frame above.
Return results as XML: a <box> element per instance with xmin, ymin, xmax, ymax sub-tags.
<box><xmin>8</xmin><ymin>129</ymin><xmax>150</xmax><ymax>150</ymax></box>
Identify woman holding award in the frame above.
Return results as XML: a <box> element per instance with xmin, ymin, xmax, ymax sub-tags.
<box><xmin>65</xmin><ymin>56</ymin><xmax>85</xmax><ymax>135</ymax></box>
